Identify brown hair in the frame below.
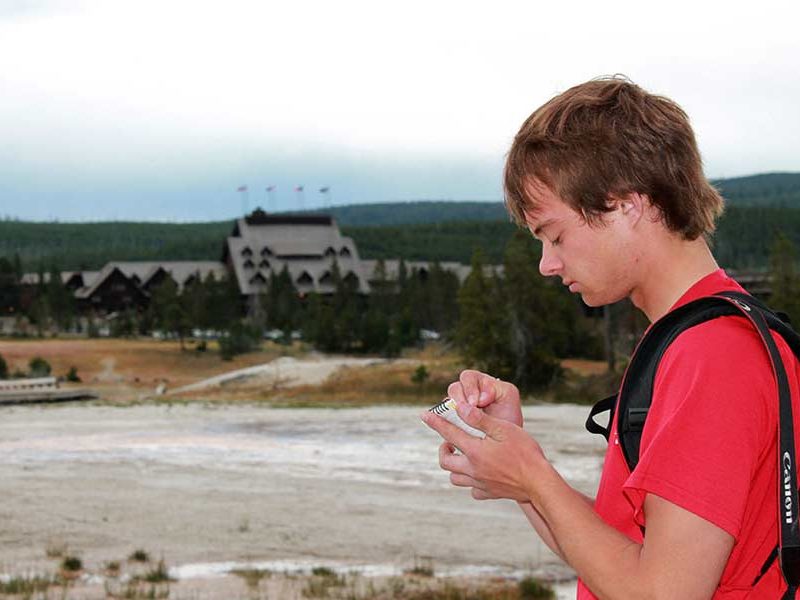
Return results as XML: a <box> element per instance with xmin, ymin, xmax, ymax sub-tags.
<box><xmin>504</xmin><ymin>76</ymin><xmax>723</xmax><ymax>240</ymax></box>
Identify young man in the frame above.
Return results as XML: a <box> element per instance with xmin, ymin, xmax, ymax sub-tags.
<box><xmin>421</xmin><ymin>77</ymin><xmax>800</xmax><ymax>599</ymax></box>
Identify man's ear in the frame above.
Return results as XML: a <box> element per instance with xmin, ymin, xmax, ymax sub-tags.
<box><xmin>615</xmin><ymin>192</ymin><xmax>646</xmax><ymax>226</ymax></box>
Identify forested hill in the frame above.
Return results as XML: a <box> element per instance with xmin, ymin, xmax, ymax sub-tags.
<box><xmin>712</xmin><ymin>172</ymin><xmax>800</xmax><ymax>208</ymax></box>
<box><xmin>315</xmin><ymin>172</ymin><xmax>800</xmax><ymax>225</ymax></box>
<box><xmin>0</xmin><ymin>172</ymin><xmax>798</xmax><ymax>271</ymax></box>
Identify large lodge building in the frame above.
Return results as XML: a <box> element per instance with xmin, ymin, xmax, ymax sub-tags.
<box><xmin>18</xmin><ymin>207</ymin><xmax>773</xmax><ymax>322</ymax></box>
<box><xmin>20</xmin><ymin>209</ymin><xmax>472</xmax><ymax>318</ymax></box>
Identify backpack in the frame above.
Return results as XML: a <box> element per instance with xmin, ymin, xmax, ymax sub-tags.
<box><xmin>585</xmin><ymin>291</ymin><xmax>800</xmax><ymax>598</ymax></box>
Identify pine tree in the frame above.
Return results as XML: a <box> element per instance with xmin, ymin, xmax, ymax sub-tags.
<box><xmin>770</xmin><ymin>233</ymin><xmax>800</xmax><ymax>325</ymax></box>
<box><xmin>501</xmin><ymin>230</ymin><xmax>565</xmax><ymax>390</ymax></box>
<box><xmin>0</xmin><ymin>257</ymin><xmax>20</xmax><ymax>315</ymax></box>
<box><xmin>46</xmin><ymin>265</ymin><xmax>74</xmax><ymax>331</ymax></box>
<box><xmin>149</xmin><ymin>279</ymin><xmax>190</xmax><ymax>349</ymax></box>
<box><xmin>455</xmin><ymin>248</ymin><xmax>507</xmax><ymax>377</ymax></box>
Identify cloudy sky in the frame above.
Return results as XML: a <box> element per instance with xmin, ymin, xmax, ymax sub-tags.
<box><xmin>1</xmin><ymin>0</ymin><xmax>799</xmax><ymax>221</ymax></box>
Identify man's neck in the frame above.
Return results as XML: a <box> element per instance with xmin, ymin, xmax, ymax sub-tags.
<box><xmin>630</xmin><ymin>237</ymin><xmax>720</xmax><ymax>323</ymax></box>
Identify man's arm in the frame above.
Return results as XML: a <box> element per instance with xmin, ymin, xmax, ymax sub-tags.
<box><xmin>533</xmin><ymin>462</ymin><xmax>733</xmax><ymax>599</ymax></box>
<box><xmin>517</xmin><ymin>501</ymin><xmax>566</xmax><ymax>562</ymax></box>
<box><xmin>423</xmin><ymin>401</ymin><xmax>734</xmax><ymax>600</ymax></box>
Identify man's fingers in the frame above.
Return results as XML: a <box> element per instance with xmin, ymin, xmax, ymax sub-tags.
<box><xmin>450</xmin><ymin>472</ymin><xmax>481</xmax><ymax>488</ymax></box>
<box><xmin>454</xmin><ymin>399</ymin><xmax>504</xmax><ymax>439</ymax></box>
<box><xmin>447</xmin><ymin>381</ymin><xmax>466</xmax><ymax>403</ymax></box>
<box><xmin>459</xmin><ymin>370</ymin><xmax>483</xmax><ymax>406</ymax></box>
<box><xmin>421</xmin><ymin>410</ymin><xmax>478</xmax><ymax>454</ymax></box>
<box><xmin>471</xmin><ymin>488</ymin><xmax>492</xmax><ymax>501</ymax></box>
<box><xmin>476</xmin><ymin>374</ymin><xmax>501</xmax><ymax>408</ymax></box>
<box><xmin>438</xmin><ymin>442</ymin><xmax>471</xmax><ymax>473</ymax></box>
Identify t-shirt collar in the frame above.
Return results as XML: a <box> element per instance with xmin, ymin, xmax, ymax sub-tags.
<box><xmin>667</xmin><ymin>268</ymin><xmax>743</xmax><ymax>314</ymax></box>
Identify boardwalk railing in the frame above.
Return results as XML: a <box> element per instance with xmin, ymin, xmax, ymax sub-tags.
<box><xmin>0</xmin><ymin>377</ymin><xmax>97</xmax><ymax>405</ymax></box>
<box><xmin>0</xmin><ymin>377</ymin><xmax>58</xmax><ymax>392</ymax></box>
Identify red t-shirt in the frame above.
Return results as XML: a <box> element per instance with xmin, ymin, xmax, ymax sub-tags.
<box><xmin>577</xmin><ymin>269</ymin><xmax>800</xmax><ymax>599</ymax></box>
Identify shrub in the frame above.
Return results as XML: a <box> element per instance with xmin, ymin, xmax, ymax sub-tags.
<box><xmin>141</xmin><ymin>559</ymin><xmax>172</xmax><ymax>583</ymax></box>
<box><xmin>28</xmin><ymin>356</ymin><xmax>51</xmax><ymax>377</ymax></box>
<box><xmin>60</xmin><ymin>555</ymin><xmax>83</xmax><ymax>573</ymax></box>
<box><xmin>219</xmin><ymin>322</ymin><xmax>260</xmax><ymax>360</ymax></box>
<box><xmin>105</xmin><ymin>561</ymin><xmax>121</xmax><ymax>577</ymax></box>
<box><xmin>518</xmin><ymin>576</ymin><xmax>555</xmax><ymax>599</ymax></box>
<box><xmin>0</xmin><ymin>354</ymin><xmax>7</xmax><ymax>379</ymax></box>
<box><xmin>65</xmin><ymin>366</ymin><xmax>81</xmax><ymax>382</ymax></box>
<box><xmin>129</xmin><ymin>549</ymin><xmax>150</xmax><ymax>563</ymax></box>
<box><xmin>411</xmin><ymin>364</ymin><xmax>430</xmax><ymax>385</ymax></box>
<box><xmin>310</xmin><ymin>566</ymin><xmax>337</xmax><ymax>578</ymax></box>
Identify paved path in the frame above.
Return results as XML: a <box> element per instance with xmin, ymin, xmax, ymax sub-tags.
<box><xmin>168</xmin><ymin>356</ymin><xmax>392</xmax><ymax>394</ymax></box>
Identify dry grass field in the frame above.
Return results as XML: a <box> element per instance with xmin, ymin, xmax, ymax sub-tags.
<box><xmin>0</xmin><ymin>337</ymin><xmax>609</xmax><ymax>405</ymax></box>
<box><xmin>0</xmin><ymin>337</ymin><xmax>306</xmax><ymax>401</ymax></box>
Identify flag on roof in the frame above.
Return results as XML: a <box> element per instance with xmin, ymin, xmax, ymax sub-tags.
<box><xmin>237</xmin><ymin>185</ymin><xmax>248</xmax><ymax>192</ymax></box>
<box><xmin>266</xmin><ymin>185</ymin><xmax>275</xmax><ymax>192</ymax></box>
<box><xmin>295</xmin><ymin>185</ymin><xmax>304</xmax><ymax>192</ymax></box>
<box><xmin>319</xmin><ymin>186</ymin><xmax>329</xmax><ymax>193</ymax></box>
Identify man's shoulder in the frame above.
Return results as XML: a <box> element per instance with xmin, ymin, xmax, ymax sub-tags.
<box><xmin>665</xmin><ymin>308</ymin><xmax>797</xmax><ymax>368</ymax></box>
<box><xmin>655</xmin><ymin>314</ymin><xmax>777</xmax><ymax>399</ymax></box>
<box><xmin>670</xmin><ymin>313</ymin><xmax>763</xmax><ymax>353</ymax></box>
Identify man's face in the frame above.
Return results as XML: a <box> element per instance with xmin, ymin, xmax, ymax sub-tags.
<box><xmin>523</xmin><ymin>181</ymin><xmax>638</xmax><ymax>307</ymax></box>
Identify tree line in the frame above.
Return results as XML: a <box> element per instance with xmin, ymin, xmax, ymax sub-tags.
<box><xmin>2</xmin><ymin>203</ymin><xmax>800</xmax><ymax>272</ymax></box>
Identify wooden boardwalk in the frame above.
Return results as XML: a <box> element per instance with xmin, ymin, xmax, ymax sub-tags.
<box><xmin>0</xmin><ymin>377</ymin><xmax>98</xmax><ymax>406</ymax></box>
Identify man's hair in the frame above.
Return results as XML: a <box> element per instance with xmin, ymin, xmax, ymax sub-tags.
<box><xmin>504</xmin><ymin>76</ymin><xmax>723</xmax><ymax>240</ymax></box>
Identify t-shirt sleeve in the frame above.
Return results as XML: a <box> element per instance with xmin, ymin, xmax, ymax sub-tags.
<box><xmin>622</xmin><ymin>317</ymin><xmax>774</xmax><ymax>539</ymax></box>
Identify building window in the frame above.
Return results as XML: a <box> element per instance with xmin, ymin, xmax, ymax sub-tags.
<box><xmin>339</xmin><ymin>247</ymin><xmax>351</xmax><ymax>257</ymax></box>
<box><xmin>249</xmin><ymin>273</ymin><xmax>267</xmax><ymax>285</ymax></box>
<box><xmin>319</xmin><ymin>271</ymin><xmax>332</xmax><ymax>285</ymax></box>
<box><xmin>259</xmin><ymin>260</ymin><xmax>271</xmax><ymax>270</ymax></box>
<box><xmin>344</xmin><ymin>272</ymin><xmax>359</xmax><ymax>286</ymax></box>
<box><xmin>244</xmin><ymin>259</ymin><xmax>255</xmax><ymax>269</ymax></box>
<box><xmin>261</xmin><ymin>247</ymin><xmax>273</xmax><ymax>257</ymax></box>
<box><xmin>324</xmin><ymin>247</ymin><xmax>336</xmax><ymax>257</ymax></box>
<box><xmin>241</xmin><ymin>247</ymin><xmax>253</xmax><ymax>257</ymax></box>
<box><xmin>297</xmin><ymin>272</ymin><xmax>313</xmax><ymax>285</ymax></box>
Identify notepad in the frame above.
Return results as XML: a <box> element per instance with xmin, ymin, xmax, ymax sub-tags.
<box><xmin>428</xmin><ymin>398</ymin><xmax>486</xmax><ymax>439</ymax></box>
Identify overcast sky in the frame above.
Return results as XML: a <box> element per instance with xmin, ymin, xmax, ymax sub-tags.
<box><xmin>1</xmin><ymin>0</ymin><xmax>799</xmax><ymax>222</ymax></box>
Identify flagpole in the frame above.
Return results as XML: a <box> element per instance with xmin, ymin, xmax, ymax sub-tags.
<box><xmin>319</xmin><ymin>186</ymin><xmax>332</xmax><ymax>210</ymax></box>
<box><xmin>237</xmin><ymin>185</ymin><xmax>249</xmax><ymax>216</ymax></box>
<box><xmin>295</xmin><ymin>186</ymin><xmax>305</xmax><ymax>211</ymax></box>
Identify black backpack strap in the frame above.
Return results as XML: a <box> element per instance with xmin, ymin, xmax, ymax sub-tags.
<box><xmin>614</xmin><ymin>296</ymin><xmax>751</xmax><ymax>470</ymax></box>
<box><xmin>598</xmin><ymin>289</ymin><xmax>800</xmax><ymax>592</ymax></box>
<box><xmin>712</xmin><ymin>293</ymin><xmax>800</xmax><ymax>591</ymax></box>
<box><xmin>585</xmin><ymin>394</ymin><xmax>617</xmax><ymax>441</ymax></box>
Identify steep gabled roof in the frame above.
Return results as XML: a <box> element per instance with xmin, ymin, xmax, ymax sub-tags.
<box><xmin>225</xmin><ymin>211</ymin><xmax>369</xmax><ymax>295</ymax></box>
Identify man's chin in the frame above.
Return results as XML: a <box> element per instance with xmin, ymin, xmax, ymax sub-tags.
<box><xmin>579</xmin><ymin>291</ymin><xmax>606</xmax><ymax>308</ymax></box>
<box><xmin>581</xmin><ymin>289</ymin><xmax>627</xmax><ymax>308</ymax></box>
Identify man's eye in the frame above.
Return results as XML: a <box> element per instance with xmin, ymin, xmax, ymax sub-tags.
<box><xmin>552</xmin><ymin>235</ymin><xmax>562</xmax><ymax>247</ymax></box>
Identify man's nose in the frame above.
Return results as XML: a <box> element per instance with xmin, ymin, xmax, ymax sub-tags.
<box><xmin>539</xmin><ymin>246</ymin><xmax>562</xmax><ymax>277</ymax></box>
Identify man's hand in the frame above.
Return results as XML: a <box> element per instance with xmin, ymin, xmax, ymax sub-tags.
<box><xmin>421</xmin><ymin>398</ymin><xmax>546</xmax><ymax>503</ymax></box>
<box><xmin>446</xmin><ymin>370</ymin><xmax>522</xmax><ymax>427</ymax></box>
